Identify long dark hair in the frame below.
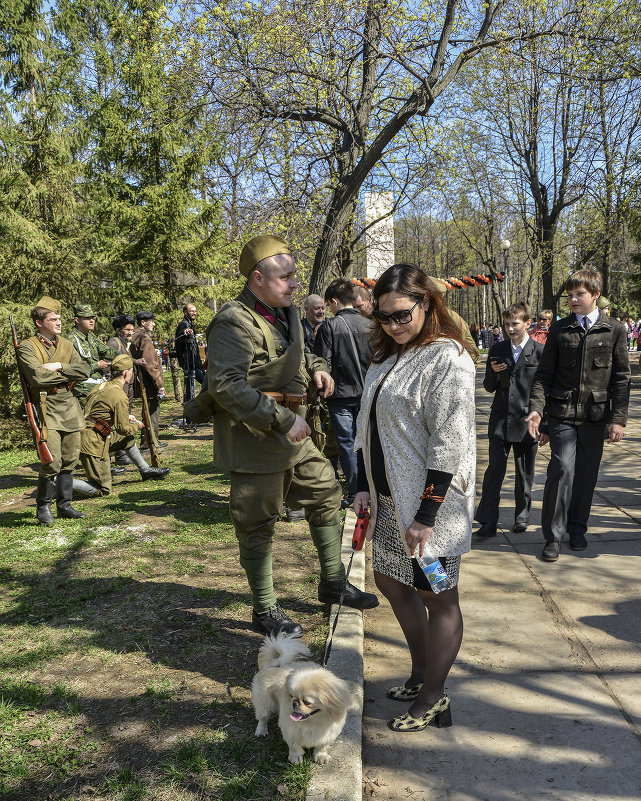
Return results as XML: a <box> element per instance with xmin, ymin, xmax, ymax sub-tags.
<box><xmin>370</xmin><ymin>263</ymin><xmax>474</xmax><ymax>364</ymax></box>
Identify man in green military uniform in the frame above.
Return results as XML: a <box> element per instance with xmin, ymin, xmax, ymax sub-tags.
<box><xmin>16</xmin><ymin>296</ymin><xmax>91</xmax><ymax>524</ymax></box>
<box><xmin>67</xmin><ymin>304</ymin><xmax>120</xmax><ymax>405</ymax></box>
<box><xmin>207</xmin><ymin>235</ymin><xmax>379</xmax><ymax>637</ymax></box>
<box><xmin>79</xmin><ymin>354</ymin><xmax>170</xmax><ymax>493</ymax></box>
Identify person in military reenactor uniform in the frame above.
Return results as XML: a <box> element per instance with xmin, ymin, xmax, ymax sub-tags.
<box><xmin>16</xmin><ymin>297</ymin><xmax>91</xmax><ymax>524</ymax></box>
<box><xmin>130</xmin><ymin>311</ymin><xmax>167</xmax><ymax>450</ymax></box>
<box><xmin>67</xmin><ymin>304</ymin><xmax>120</xmax><ymax>406</ymax></box>
<box><xmin>206</xmin><ymin>235</ymin><xmax>379</xmax><ymax>637</ymax></box>
<box><xmin>79</xmin><ymin>354</ymin><xmax>170</xmax><ymax>493</ymax></box>
<box><xmin>106</xmin><ymin>314</ymin><xmax>146</xmax><ymax>467</ymax></box>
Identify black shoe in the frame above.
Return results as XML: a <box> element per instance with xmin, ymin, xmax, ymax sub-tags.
<box><xmin>542</xmin><ymin>541</ymin><xmax>560</xmax><ymax>561</ymax></box>
<box><xmin>251</xmin><ymin>607</ymin><xmax>303</xmax><ymax>638</ymax></box>
<box><xmin>141</xmin><ymin>467</ymin><xmax>170</xmax><ymax>481</ymax></box>
<box><xmin>569</xmin><ymin>533</ymin><xmax>587</xmax><ymax>551</ymax></box>
<box><xmin>115</xmin><ymin>455</ymin><xmax>132</xmax><ymax>466</ymax></box>
<box><xmin>284</xmin><ymin>506</ymin><xmax>305</xmax><ymax>522</ymax></box>
<box><xmin>512</xmin><ymin>522</ymin><xmax>528</xmax><ymax>533</ymax></box>
<box><xmin>475</xmin><ymin>522</ymin><xmax>497</xmax><ymax>538</ymax></box>
<box><xmin>318</xmin><ymin>579</ymin><xmax>379</xmax><ymax>609</ymax></box>
<box><xmin>111</xmin><ymin>466</ymin><xmax>126</xmax><ymax>476</ymax></box>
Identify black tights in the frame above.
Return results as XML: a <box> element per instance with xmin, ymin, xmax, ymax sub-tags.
<box><xmin>374</xmin><ymin>569</ymin><xmax>463</xmax><ymax>717</ymax></box>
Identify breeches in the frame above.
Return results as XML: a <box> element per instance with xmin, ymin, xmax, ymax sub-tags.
<box><xmin>229</xmin><ymin>437</ymin><xmax>342</xmax><ymax>553</ymax></box>
<box><xmin>80</xmin><ymin>453</ymin><xmax>112</xmax><ymax>494</ymax></box>
<box><xmin>79</xmin><ymin>433</ymin><xmax>136</xmax><ymax>494</ymax></box>
<box><xmin>39</xmin><ymin>430</ymin><xmax>81</xmax><ymax>478</ymax></box>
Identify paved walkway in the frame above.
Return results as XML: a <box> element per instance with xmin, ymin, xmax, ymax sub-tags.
<box><xmin>310</xmin><ymin>356</ymin><xmax>641</xmax><ymax>800</ymax></box>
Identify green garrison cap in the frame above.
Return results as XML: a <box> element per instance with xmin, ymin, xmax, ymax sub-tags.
<box><xmin>239</xmin><ymin>235</ymin><xmax>291</xmax><ymax>278</ymax></box>
<box><xmin>74</xmin><ymin>304</ymin><xmax>96</xmax><ymax>318</ymax></box>
<box><xmin>111</xmin><ymin>354</ymin><xmax>134</xmax><ymax>371</ymax></box>
<box><xmin>34</xmin><ymin>296</ymin><xmax>61</xmax><ymax>314</ymax></box>
<box><xmin>596</xmin><ymin>295</ymin><xmax>610</xmax><ymax>310</ymax></box>
<box><xmin>428</xmin><ymin>276</ymin><xmax>447</xmax><ymax>295</ymax></box>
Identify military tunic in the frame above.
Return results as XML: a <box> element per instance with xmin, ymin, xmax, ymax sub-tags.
<box><xmin>207</xmin><ymin>285</ymin><xmax>342</xmax><ymax>553</ymax></box>
<box><xmin>67</xmin><ymin>327</ymin><xmax>120</xmax><ymax>403</ymax></box>
<box><xmin>79</xmin><ymin>379</ymin><xmax>140</xmax><ymax>493</ymax></box>
<box><xmin>16</xmin><ymin>335</ymin><xmax>90</xmax><ymax>477</ymax></box>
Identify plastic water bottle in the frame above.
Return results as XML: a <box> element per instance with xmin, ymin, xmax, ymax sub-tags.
<box><xmin>415</xmin><ymin>547</ymin><xmax>451</xmax><ymax>594</ymax></box>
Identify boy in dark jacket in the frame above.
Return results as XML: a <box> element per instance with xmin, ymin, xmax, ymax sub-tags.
<box><xmin>526</xmin><ymin>270</ymin><xmax>630</xmax><ymax>561</ymax></box>
<box><xmin>475</xmin><ymin>302</ymin><xmax>544</xmax><ymax>537</ymax></box>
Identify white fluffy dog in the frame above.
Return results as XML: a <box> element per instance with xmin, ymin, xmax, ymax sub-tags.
<box><xmin>251</xmin><ymin>632</ymin><xmax>353</xmax><ymax>764</ymax></box>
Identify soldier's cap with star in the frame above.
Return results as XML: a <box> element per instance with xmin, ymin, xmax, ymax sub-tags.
<box><xmin>74</xmin><ymin>304</ymin><xmax>96</xmax><ymax>318</ymax></box>
<box><xmin>112</xmin><ymin>314</ymin><xmax>135</xmax><ymax>331</ymax></box>
<box><xmin>33</xmin><ymin>296</ymin><xmax>61</xmax><ymax>314</ymax></box>
<box><xmin>136</xmin><ymin>310</ymin><xmax>155</xmax><ymax>323</ymax></box>
<box><xmin>111</xmin><ymin>354</ymin><xmax>134</xmax><ymax>371</ymax></box>
<box><xmin>239</xmin><ymin>235</ymin><xmax>291</xmax><ymax>278</ymax></box>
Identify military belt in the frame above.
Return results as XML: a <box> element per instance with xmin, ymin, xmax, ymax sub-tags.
<box><xmin>263</xmin><ymin>391</ymin><xmax>307</xmax><ymax>414</ymax></box>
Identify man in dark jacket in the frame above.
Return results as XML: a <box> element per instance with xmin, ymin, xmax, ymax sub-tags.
<box><xmin>175</xmin><ymin>303</ymin><xmax>204</xmax><ymax>404</ymax></box>
<box><xmin>475</xmin><ymin>302</ymin><xmax>544</xmax><ymax>537</ymax></box>
<box><xmin>526</xmin><ymin>270</ymin><xmax>630</xmax><ymax>561</ymax></box>
<box><xmin>314</xmin><ymin>278</ymin><xmax>372</xmax><ymax>505</ymax></box>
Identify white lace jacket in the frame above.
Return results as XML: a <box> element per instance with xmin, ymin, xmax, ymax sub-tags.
<box><xmin>355</xmin><ymin>338</ymin><xmax>476</xmax><ymax>557</ymax></box>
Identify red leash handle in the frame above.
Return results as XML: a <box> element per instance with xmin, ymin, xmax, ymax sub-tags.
<box><xmin>352</xmin><ymin>511</ymin><xmax>369</xmax><ymax>551</ymax></box>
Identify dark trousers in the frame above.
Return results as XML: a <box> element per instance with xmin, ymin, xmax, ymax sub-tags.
<box><xmin>541</xmin><ymin>420</ymin><xmax>605</xmax><ymax>543</ymax></box>
<box><xmin>184</xmin><ymin>367</ymin><xmax>205</xmax><ymax>403</ymax></box>
<box><xmin>476</xmin><ymin>437</ymin><xmax>537</xmax><ymax>527</ymax></box>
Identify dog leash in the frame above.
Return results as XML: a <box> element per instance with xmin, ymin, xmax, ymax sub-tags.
<box><xmin>323</xmin><ymin>511</ymin><xmax>369</xmax><ymax>667</ymax></box>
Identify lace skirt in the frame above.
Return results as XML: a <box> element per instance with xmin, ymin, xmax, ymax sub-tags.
<box><xmin>372</xmin><ymin>494</ymin><xmax>461</xmax><ymax>590</ymax></box>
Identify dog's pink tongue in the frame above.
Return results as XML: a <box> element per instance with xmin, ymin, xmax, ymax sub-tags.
<box><xmin>290</xmin><ymin>711</ymin><xmax>304</xmax><ymax>722</ymax></box>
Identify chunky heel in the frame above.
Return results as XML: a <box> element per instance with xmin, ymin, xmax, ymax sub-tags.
<box><xmin>388</xmin><ymin>693</ymin><xmax>451</xmax><ymax>732</ymax></box>
<box><xmin>429</xmin><ymin>704</ymin><xmax>452</xmax><ymax>728</ymax></box>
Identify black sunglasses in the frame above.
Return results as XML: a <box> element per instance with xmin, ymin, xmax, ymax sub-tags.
<box><xmin>372</xmin><ymin>300</ymin><xmax>421</xmax><ymax>325</ymax></box>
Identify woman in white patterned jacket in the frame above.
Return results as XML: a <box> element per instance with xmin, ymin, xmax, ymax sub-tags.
<box><xmin>354</xmin><ymin>263</ymin><xmax>476</xmax><ymax>733</ymax></box>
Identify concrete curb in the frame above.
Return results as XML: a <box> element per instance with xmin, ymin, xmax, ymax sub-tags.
<box><xmin>306</xmin><ymin>508</ymin><xmax>364</xmax><ymax>801</ymax></box>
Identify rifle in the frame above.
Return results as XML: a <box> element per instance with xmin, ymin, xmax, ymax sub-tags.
<box><xmin>9</xmin><ymin>314</ymin><xmax>54</xmax><ymax>465</ymax></box>
<box><xmin>136</xmin><ymin>365</ymin><xmax>163</xmax><ymax>467</ymax></box>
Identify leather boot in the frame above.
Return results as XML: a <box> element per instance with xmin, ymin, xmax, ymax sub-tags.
<box><xmin>56</xmin><ymin>473</ymin><xmax>86</xmax><ymax>519</ymax></box>
<box><xmin>318</xmin><ymin>579</ymin><xmax>379</xmax><ymax>609</ymax></box>
<box><xmin>36</xmin><ymin>475</ymin><xmax>54</xmax><ymax>525</ymax></box>
<box><xmin>125</xmin><ymin>445</ymin><xmax>170</xmax><ymax>481</ymax></box>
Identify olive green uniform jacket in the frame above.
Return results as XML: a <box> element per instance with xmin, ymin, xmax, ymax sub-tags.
<box><xmin>207</xmin><ymin>286</ymin><xmax>328</xmax><ymax>474</ymax></box>
<box><xmin>16</xmin><ymin>336</ymin><xmax>89</xmax><ymax>432</ymax></box>
<box><xmin>66</xmin><ymin>327</ymin><xmax>120</xmax><ymax>400</ymax></box>
<box><xmin>80</xmin><ymin>379</ymin><xmax>140</xmax><ymax>459</ymax></box>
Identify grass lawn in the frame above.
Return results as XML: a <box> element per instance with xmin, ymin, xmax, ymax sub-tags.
<box><xmin>0</xmin><ymin>391</ymin><xmax>334</xmax><ymax>801</ymax></box>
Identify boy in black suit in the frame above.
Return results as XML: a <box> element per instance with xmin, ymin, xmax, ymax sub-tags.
<box><xmin>526</xmin><ymin>270</ymin><xmax>629</xmax><ymax>562</ymax></box>
<box><xmin>475</xmin><ymin>302</ymin><xmax>545</xmax><ymax>537</ymax></box>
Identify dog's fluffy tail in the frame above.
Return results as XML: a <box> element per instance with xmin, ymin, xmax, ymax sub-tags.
<box><xmin>257</xmin><ymin>632</ymin><xmax>311</xmax><ymax>670</ymax></box>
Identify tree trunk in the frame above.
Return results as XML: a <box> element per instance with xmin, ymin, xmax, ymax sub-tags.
<box><xmin>170</xmin><ymin>358</ymin><xmax>183</xmax><ymax>403</ymax></box>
